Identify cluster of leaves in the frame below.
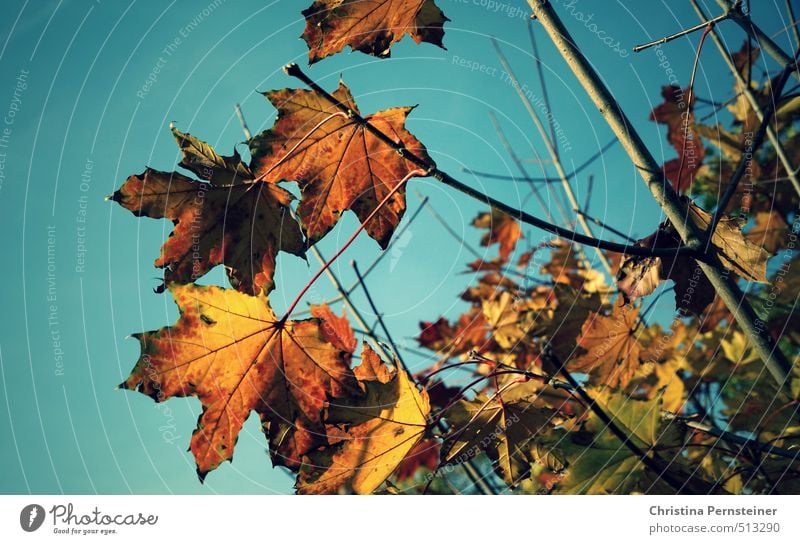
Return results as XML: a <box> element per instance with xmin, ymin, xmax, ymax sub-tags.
<box><xmin>112</xmin><ymin>1</ymin><xmax>799</xmax><ymax>494</ymax></box>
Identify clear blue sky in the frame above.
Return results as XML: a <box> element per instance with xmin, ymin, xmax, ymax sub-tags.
<box><xmin>0</xmin><ymin>0</ymin><xmax>795</xmax><ymax>494</ymax></box>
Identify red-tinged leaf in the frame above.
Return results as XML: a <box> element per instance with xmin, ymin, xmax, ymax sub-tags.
<box><xmin>301</xmin><ymin>0</ymin><xmax>449</xmax><ymax>64</ymax></box>
<box><xmin>567</xmin><ymin>303</ymin><xmax>643</xmax><ymax>389</ymax></box>
<box><xmin>310</xmin><ymin>303</ymin><xmax>357</xmax><ymax>356</ymax></box>
<box><xmin>251</xmin><ymin>81</ymin><xmax>432</xmax><ymax>248</ymax></box>
<box><xmin>395</xmin><ymin>438</ymin><xmax>439</xmax><ymax>480</ymax></box>
<box><xmin>651</xmin><ymin>85</ymin><xmax>705</xmax><ymax>192</ymax></box>
<box><xmin>472</xmin><ymin>208</ymin><xmax>522</xmax><ymax>263</ymax></box>
<box><xmin>111</xmin><ymin>128</ymin><xmax>305</xmax><ymax>295</ymax></box>
<box><xmin>120</xmin><ymin>284</ymin><xmax>360</xmax><ymax>477</ymax></box>
<box><xmin>417</xmin><ymin>308</ymin><xmax>489</xmax><ymax>354</ymax></box>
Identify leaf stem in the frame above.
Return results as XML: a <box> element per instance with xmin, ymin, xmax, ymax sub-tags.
<box><xmin>280</xmin><ymin>168</ymin><xmax>425</xmax><ymax>322</ymax></box>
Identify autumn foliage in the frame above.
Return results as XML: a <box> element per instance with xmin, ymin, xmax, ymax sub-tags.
<box><xmin>112</xmin><ymin>2</ymin><xmax>800</xmax><ymax>494</ymax></box>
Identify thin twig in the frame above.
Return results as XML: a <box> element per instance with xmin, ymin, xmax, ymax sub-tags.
<box><xmin>491</xmin><ymin>38</ymin><xmax>613</xmax><ymax>276</ymax></box>
<box><xmin>780</xmin><ymin>0</ymin><xmax>800</xmax><ymax>46</ymax></box>
<box><xmin>716</xmin><ymin>0</ymin><xmax>800</xmax><ymax>81</ymax></box>
<box><xmin>574</xmin><ymin>209</ymin><xmax>636</xmax><ymax>243</ymax></box>
<box><xmin>281</xmin><ymin>168</ymin><xmax>425</xmax><ymax>321</ymax></box>
<box><xmin>351</xmin><ymin>261</ymin><xmax>406</xmax><ymax>369</ymax></box>
<box><xmin>487</xmin><ymin>111</ymin><xmax>562</xmax><ymax>223</ymax></box>
<box><xmin>581</xmin><ymin>174</ymin><xmax>593</xmax><ymax>214</ymax></box>
<box><xmin>632</xmin><ymin>8</ymin><xmax>733</xmax><ymax>52</ymax></box>
<box><xmin>706</xmin><ymin>60</ymin><xmax>796</xmax><ymax>237</ymax></box>
<box><xmin>463</xmin><ymin>138</ymin><xmax>618</xmax><ymax>184</ymax></box>
<box><xmin>234</xmin><ymin>103</ymin><xmax>252</xmax><ymax>141</ymax></box>
<box><xmin>672</xmin><ymin>23</ymin><xmax>714</xmax><ymax>196</ymax></box>
<box><xmin>528</xmin><ymin>21</ymin><xmax>559</xmax><ymax>154</ymax></box>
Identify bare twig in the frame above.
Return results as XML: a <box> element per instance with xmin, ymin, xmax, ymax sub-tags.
<box><xmin>463</xmin><ymin>137</ymin><xmax>617</xmax><ymax>183</ymax></box>
<box><xmin>234</xmin><ymin>103</ymin><xmax>252</xmax><ymax>141</ymax></box>
<box><xmin>527</xmin><ymin>0</ymin><xmax>794</xmax><ymax>393</ymax></box>
<box><xmin>351</xmin><ymin>261</ymin><xmax>406</xmax><ymax>369</ymax></box>
<box><xmin>716</xmin><ymin>0</ymin><xmax>800</xmax><ymax>81</ymax></box>
<box><xmin>574</xmin><ymin>209</ymin><xmax>636</xmax><ymax>243</ymax></box>
<box><xmin>632</xmin><ymin>8</ymin><xmax>733</xmax><ymax>52</ymax></box>
<box><xmin>487</xmin><ymin>111</ymin><xmax>563</xmax><ymax>223</ymax></box>
<box><xmin>782</xmin><ymin>0</ymin><xmax>800</xmax><ymax>47</ymax></box>
<box><xmin>527</xmin><ymin>20</ymin><xmax>559</xmax><ymax>153</ymax></box>
<box><xmin>490</xmin><ymin>38</ymin><xmax>613</xmax><ymax>275</ymax></box>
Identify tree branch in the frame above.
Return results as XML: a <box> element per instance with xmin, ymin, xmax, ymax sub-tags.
<box><xmin>283</xmin><ymin>63</ymin><xmax>699</xmax><ymax>261</ymax></box>
<box><xmin>526</xmin><ymin>0</ymin><xmax>794</xmax><ymax>394</ymax></box>
<box><xmin>632</xmin><ymin>6</ymin><xmax>734</xmax><ymax>52</ymax></box>
<box><xmin>491</xmin><ymin>38</ymin><xmax>614</xmax><ymax>275</ymax></box>
<box><xmin>716</xmin><ymin>0</ymin><xmax>800</xmax><ymax>81</ymax></box>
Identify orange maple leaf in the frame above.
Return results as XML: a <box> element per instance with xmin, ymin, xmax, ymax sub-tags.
<box><xmin>301</xmin><ymin>0</ymin><xmax>449</xmax><ymax>64</ymax></box>
<box><xmin>251</xmin><ymin>81</ymin><xmax>432</xmax><ymax>248</ymax></box>
<box><xmin>120</xmin><ymin>284</ymin><xmax>360</xmax><ymax>478</ymax></box>
<box><xmin>567</xmin><ymin>303</ymin><xmax>643</xmax><ymax>389</ymax></box>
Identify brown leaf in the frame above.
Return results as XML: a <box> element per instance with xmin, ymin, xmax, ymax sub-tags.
<box><xmin>394</xmin><ymin>438</ymin><xmax>439</xmax><ymax>480</ymax></box>
<box><xmin>567</xmin><ymin>303</ymin><xmax>643</xmax><ymax>389</ymax></box>
<box><xmin>297</xmin><ymin>343</ymin><xmax>430</xmax><ymax>494</ymax></box>
<box><xmin>112</xmin><ymin>127</ymin><xmax>305</xmax><ymax>295</ymax></box>
<box><xmin>310</xmin><ymin>303</ymin><xmax>357</xmax><ymax>356</ymax></box>
<box><xmin>301</xmin><ymin>0</ymin><xmax>448</xmax><ymax>64</ymax></box>
<box><xmin>251</xmin><ymin>81</ymin><xmax>432</xmax><ymax>248</ymax></box>
<box><xmin>650</xmin><ymin>85</ymin><xmax>705</xmax><ymax>192</ymax></box>
<box><xmin>685</xmin><ymin>199</ymin><xmax>771</xmax><ymax>282</ymax></box>
<box><xmin>120</xmin><ymin>284</ymin><xmax>360</xmax><ymax>478</ymax></box>
<box><xmin>472</xmin><ymin>208</ymin><xmax>522</xmax><ymax>263</ymax></box>
<box><xmin>111</xmin><ymin>166</ymin><xmax>305</xmax><ymax>295</ymax></box>
<box><xmin>442</xmin><ymin>383</ymin><xmax>558</xmax><ymax>486</ymax></box>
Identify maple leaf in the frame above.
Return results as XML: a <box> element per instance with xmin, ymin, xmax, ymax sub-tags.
<box><xmin>746</xmin><ymin>210</ymin><xmax>789</xmax><ymax>254</ymax></box>
<box><xmin>618</xmin><ymin>199</ymin><xmax>771</xmax><ymax>315</ymax></box>
<box><xmin>296</xmin><ymin>343</ymin><xmax>430</xmax><ymax>494</ymax></box>
<box><xmin>300</xmin><ymin>0</ymin><xmax>449</xmax><ymax>64</ymax></box>
<box><xmin>251</xmin><ymin>81</ymin><xmax>432</xmax><ymax>248</ymax></box>
<box><xmin>541</xmin><ymin>239</ymin><xmax>607</xmax><ymax>293</ymax></box>
<box><xmin>545</xmin><ymin>285</ymin><xmax>603</xmax><ymax>363</ymax></box>
<box><xmin>442</xmin><ymin>382</ymin><xmax>559</xmax><ymax>486</ymax></box>
<box><xmin>111</xmin><ymin>128</ymin><xmax>305</xmax><ymax>295</ymax></box>
<box><xmin>482</xmin><ymin>291</ymin><xmax>550</xmax><ymax>351</ymax></box>
<box><xmin>310</xmin><ymin>303</ymin><xmax>357</xmax><ymax>356</ymax></box>
<box><xmin>552</xmin><ymin>390</ymin><xmax>687</xmax><ymax>494</ymax></box>
<box><xmin>120</xmin><ymin>284</ymin><xmax>360</xmax><ymax>478</ymax></box>
<box><xmin>394</xmin><ymin>438</ymin><xmax>439</xmax><ymax>480</ymax></box>
<box><xmin>472</xmin><ymin>208</ymin><xmax>522</xmax><ymax>263</ymax></box>
<box><xmin>650</xmin><ymin>85</ymin><xmax>705</xmax><ymax>192</ymax></box>
<box><xmin>566</xmin><ymin>302</ymin><xmax>643</xmax><ymax>389</ymax></box>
